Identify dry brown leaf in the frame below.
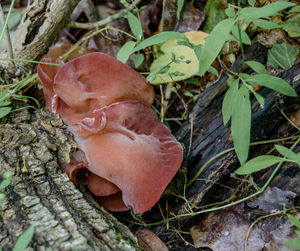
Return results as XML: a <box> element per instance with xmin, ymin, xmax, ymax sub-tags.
<box><xmin>135</xmin><ymin>229</ymin><xmax>169</xmax><ymax>251</ymax></box>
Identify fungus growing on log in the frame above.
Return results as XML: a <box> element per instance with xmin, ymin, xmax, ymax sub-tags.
<box><xmin>38</xmin><ymin>52</ymin><xmax>183</xmax><ymax>213</ymax></box>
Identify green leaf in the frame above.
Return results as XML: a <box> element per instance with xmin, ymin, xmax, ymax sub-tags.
<box><xmin>132</xmin><ymin>32</ymin><xmax>188</xmax><ymax>53</ymax></box>
<box><xmin>222</xmin><ymin>77</ymin><xmax>239</xmax><ymax>125</ymax></box>
<box><xmin>134</xmin><ymin>53</ymin><xmax>144</xmax><ymax>68</ymax></box>
<box><xmin>12</xmin><ymin>94</ymin><xmax>40</xmax><ymax>109</ymax></box>
<box><xmin>13</xmin><ymin>225</ymin><xmax>35</xmax><ymax>251</ymax></box>
<box><xmin>268</xmin><ymin>43</ymin><xmax>299</xmax><ymax>70</ymax></box>
<box><xmin>280</xmin><ymin>14</ymin><xmax>300</xmax><ymax>37</ymax></box>
<box><xmin>116</xmin><ymin>41</ymin><xmax>136</xmax><ymax>63</ymax></box>
<box><xmin>0</xmin><ymin>91</ymin><xmax>11</xmax><ymax>102</ymax></box>
<box><xmin>283</xmin><ymin>239</ymin><xmax>300</xmax><ymax>249</ymax></box>
<box><xmin>245</xmin><ymin>61</ymin><xmax>268</xmax><ymax>74</ymax></box>
<box><xmin>231</xmin><ymin>85</ymin><xmax>251</xmax><ymax>165</ymax></box>
<box><xmin>198</xmin><ymin>18</ymin><xmax>235</xmax><ymax>76</ymax></box>
<box><xmin>0</xmin><ymin>178</ymin><xmax>11</xmax><ymax>190</ymax></box>
<box><xmin>287</xmin><ymin>214</ymin><xmax>300</xmax><ymax>229</ymax></box>
<box><xmin>238</xmin><ymin>2</ymin><xmax>295</xmax><ymax>23</ymax></box>
<box><xmin>177</xmin><ymin>0</ymin><xmax>185</xmax><ymax>20</ymax></box>
<box><xmin>0</xmin><ymin>100</ymin><xmax>11</xmax><ymax>107</ymax></box>
<box><xmin>248</xmin><ymin>0</ymin><xmax>256</xmax><ymax>7</ymax></box>
<box><xmin>208</xmin><ymin>66</ymin><xmax>218</xmax><ymax>76</ymax></box>
<box><xmin>149</xmin><ymin>31</ymin><xmax>207</xmax><ymax>84</ymax></box>
<box><xmin>235</xmin><ymin>155</ymin><xmax>283</xmax><ymax>175</ymax></box>
<box><xmin>225</xmin><ymin>6</ymin><xmax>235</xmax><ymax>18</ymax></box>
<box><xmin>243</xmin><ymin>74</ymin><xmax>297</xmax><ymax>97</ymax></box>
<box><xmin>0</xmin><ymin>107</ymin><xmax>12</xmax><ymax>119</ymax></box>
<box><xmin>184</xmin><ymin>91</ymin><xmax>194</xmax><ymax>97</ymax></box>
<box><xmin>127</xmin><ymin>12</ymin><xmax>143</xmax><ymax>41</ymax></box>
<box><xmin>275</xmin><ymin>145</ymin><xmax>300</xmax><ymax>165</ymax></box>
<box><xmin>231</xmin><ymin>25</ymin><xmax>251</xmax><ymax>45</ymax></box>
<box><xmin>289</xmin><ymin>5</ymin><xmax>300</xmax><ymax>13</ymax></box>
<box><xmin>203</xmin><ymin>0</ymin><xmax>228</xmax><ymax>33</ymax></box>
<box><xmin>242</xmin><ymin>80</ymin><xmax>265</xmax><ymax>107</ymax></box>
<box><xmin>186</xmin><ymin>77</ymin><xmax>200</xmax><ymax>85</ymax></box>
<box><xmin>252</xmin><ymin>19</ymin><xmax>280</xmax><ymax>29</ymax></box>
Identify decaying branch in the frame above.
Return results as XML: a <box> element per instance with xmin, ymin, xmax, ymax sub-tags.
<box><xmin>0</xmin><ymin>108</ymin><xmax>139</xmax><ymax>250</ymax></box>
<box><xmin>175</xmin><ymin>43</ymin><xmax>300</xmax><ymax>214</ymax></box>
<box><xmin>0</xmin><ymin>0</ymin><xmax>80</xmax><ymax>72</ymax></box>
<box><xmin>68</xmin><ymin>0</ymin><xmax>142</xmax><ymax>30</ymax></box>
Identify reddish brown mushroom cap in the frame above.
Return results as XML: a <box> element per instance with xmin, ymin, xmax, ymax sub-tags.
<box><xmin>38</xmin><ymin>52</ymin><xmax>154</xmax><ymax>124</ymax></box>
<box><xmin>96</xmin><ymin>192</ymin><xmax>130</xmax><ymax>212</ymax></box>
<box><xmin>86</xmin><ymin>173</ymin><xmax>120</xmax><ymax>196</ymax></box>
<box><xmin>53</xmin><ymin>53</ymin><xmax>154</xmax><ymax>122</ymax></box>
<box><xmin>71</xmin><ymin>101</ymin><xmax>183</xmax><ymax>213</ymax></box>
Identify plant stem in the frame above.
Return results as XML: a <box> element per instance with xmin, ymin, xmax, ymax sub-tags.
<box><xmin>187</xmin><ymin>134</ymin><xmax>299</xmax><ymax>186</ymax></box>
<box><xmin>0</xmin><ymin>0</ymin><xmax>15</xmax><ymax>43</ymax></box>
<box><xmin>68</xmin><ymin>0</ymin><xmax>142</xmax><ymax>30</ymax></box>
<box><xmin>0</xmin><ymin>58</ymin><xmax>62</xmax><ymax>66</ymax></box>
<box><xmin>0</xmin><ymin>3</ymin><xmax>14</xmax><ymax>65</ymax></box>
<box><xmin>124</xmin><ymin>135</ymin><xmax>300</xmax><ymax>227</ymax></box>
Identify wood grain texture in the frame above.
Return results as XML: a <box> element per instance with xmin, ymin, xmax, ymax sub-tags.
<box><xmin>0</xmin><ymin>0</ymin><xmax>80</xmax><ymax>72</ymax></box>
<box><xmin>0</xmin><ymin>108</ymin><xmax>139</xmax><ymax>250</ymax></box>
<box><xmin>175</xmin><ymin>43</ymin><xmax>300</xmax><ymax>214</ymax></box>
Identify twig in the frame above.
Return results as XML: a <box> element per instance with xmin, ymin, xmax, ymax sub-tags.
<box><xmin>60</xmin><ymin>26</ymin><xmax>135</xmax><ymax>62</ymax></box>
<box><xmin>244</xmin><ymin>207</ymin><xmax>298</xmax><ymax>251</ymax></box>
<box><xmin>68</xmin><ymin>0</ymin><xmax>142</xmax><ymax>30</ymax></box>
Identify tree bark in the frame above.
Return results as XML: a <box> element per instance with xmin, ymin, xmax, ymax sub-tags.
<box><xmin>1</xmin><ymin>0</ymin><xmax>80</xmax><ymax>73</ymax></box>
<box><xmin>0</xmin><ymin>1</ymin><xmax>142</xmax><ymax>249</ymax></box>
<box><xmin>0</xmin><ymin>108</ymin><xmax>140</xmax><ymax>250</ymax></box>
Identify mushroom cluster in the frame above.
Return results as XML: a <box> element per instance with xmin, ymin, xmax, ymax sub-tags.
<box><xmin>38</xmin><ymin>53</ymin><xmax>183</xmax><ymax>213</ymax></box>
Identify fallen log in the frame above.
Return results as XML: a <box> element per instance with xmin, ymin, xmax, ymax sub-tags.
<box><xmin>175</xmin><ymin>43</ymin><xmax>300</xmax><ymax>214</ymax></box>
<box><xmin>0</xmin><ymin>108</ymin><xmax>139</xmax><ymax>250</ymax></box>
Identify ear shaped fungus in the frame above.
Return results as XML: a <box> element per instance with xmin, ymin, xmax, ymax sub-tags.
<box><xmin>71</xmin><ymin>101</ymin><xmax>183</xmax><ymax>213</ymax></box>
<box><xmin>37</xmin><ymin>58</ymin><xmax>62</xmax><ymax>112</ymax></box>
<box><xmin>38</xmin><ymin>52</ymin><xmax>183</xmax><ymax>213</ymax></box>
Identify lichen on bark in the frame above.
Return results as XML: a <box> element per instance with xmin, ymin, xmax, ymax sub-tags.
<box><xmin>0</xmin><ymin>108</ymin><xmax>139</xmax><ymax>250</ymax></box>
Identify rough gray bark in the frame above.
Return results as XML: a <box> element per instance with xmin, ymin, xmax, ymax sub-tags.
<box><xmin>0</xmin><ymin>0</ymin><xmax>80</xmax><ymax>72</ymax></box>
<box><xmin>0</xmin><ymin>108</ymin><xmax>140</xmax><ymax>250</ymax></box>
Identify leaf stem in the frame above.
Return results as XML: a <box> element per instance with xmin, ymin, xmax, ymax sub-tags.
<box><xmin>187</xmin><ymin>134</ymin><xmax>299</xmax><ymax>186</ymax></box>
<box><xmin>237</xmin><ymin>22</ymin><xmax>246</xmax><ymax>71</ymax></box>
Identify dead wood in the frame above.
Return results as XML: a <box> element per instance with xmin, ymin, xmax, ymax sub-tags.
<box><xmin>0</xmin><ymin>0</ymin><xmax>80</xmax><ymax>73</ymax></box>
<box><xmin>175</xmin><ymin>43</ymin><xmax>300</xmax><ymax>214</ymax></box>
<box><xmin>0</xmin><ymin>108</ymin><xmax>139</xmax><ymax>250</ymax></box>
<box><xmin>0</xmin><ymin>2</ymin><xmax>142</xmax><ymax>249</ymax></box>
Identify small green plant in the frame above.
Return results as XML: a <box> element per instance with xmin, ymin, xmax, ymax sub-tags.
<box><xmin>235</xmin><ymin>143</ymin><xmax>300</xmax><ymax>175</ymax></box>
<box><xmin>283</xmin><ymin>214</ymin><xmax>300</xmax><ymax>249</ymax></box>
<box><xmin>12</xmin><ymin>225</ymin><xmax>35</xmax><ymax>251</ymax></box>
<box><xmin>0</xmin><ymin>73</ymin><xmax>40</xmax><ymax>119</ymax></box>
<box><xmin>0</xmin><ymin>162</ymin><xmax>12</xmax><ymax>207</ymax></box>
<box><xmin>119</xmin><ymin>0</ymin><xmax>298</xmax><ymax>167</ymax></box>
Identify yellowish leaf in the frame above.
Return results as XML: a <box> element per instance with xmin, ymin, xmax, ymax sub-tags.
<box><xmin>149</xmin><ymin>31</ymin><xmax>208</xmax><ymax>84</ymax></box>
